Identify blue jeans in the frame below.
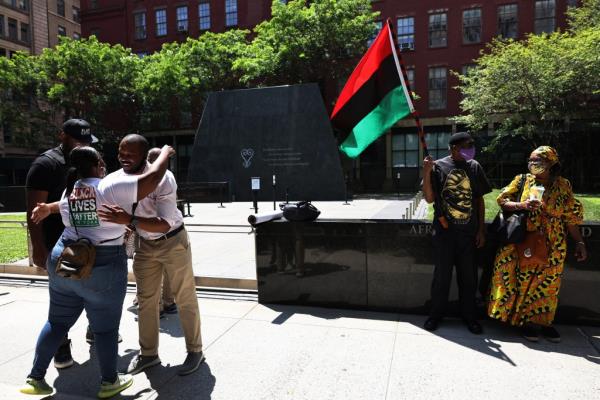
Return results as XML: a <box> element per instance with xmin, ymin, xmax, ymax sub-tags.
<box><xmin>29</xmin><ymin>238</ymin><xmax>127</xmax><ymax>383</ymax></box>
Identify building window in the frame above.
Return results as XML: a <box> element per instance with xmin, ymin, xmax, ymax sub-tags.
<box><xmin>0</xmin><ymin>15</ymin><xmax>4</xmax><ymax>38</ymax></box>
<box><xmin>0</xmin><ymin>48</ymin><xmax>6</xmax><ymax>57</ymax></box>
<box><xmin>498</xmin><ymin>4</ymin><xmax>518</xmax><ymax>39</ymax></box>
<box><xmin>397</xmin><ymin>17</ymin><xmax>414</xmax><ymax>51</ymax></box>
<box><xmin>368</xmin><ymin>20</ymin><xmax>382</xmax><ymax>46</ymax></box>
<box><xmin>90</xmin><ymin>28</ymin><xmax>100</xmax><ymax>38</ymax></box>
<box><xmin>90</xmin><ymin>0</ymin><xmax>98</xmax><ymax>9</ymax></box>
<box><xmin>73</xmin><ymin>32</ymin><xmax>80</xmax><ymax>40</ymax></box>
<box><xmin>18</xmin><ymin>0</ymin><xmax>28</xmax><ymax>11</ymax></box>
<box><xmin>57</xmin><ymin>0</ymin><xmax>65</xmax><ymax>17</ymax></box>
<box><xmin>424</xmin><ymin>130</ymin><xmax>452</xmax><ymax>160</ymax></box>
<box><xmin>155</xmin><ymin>9</ymin><xmax>167</xmax><ymax>36</ymax></box>
<box><xmin>225</xmin><ymin>0</ymin><xmax>237</xmax><ymax>27</ymax></box>
<box><xmin>392</xmin><ymin>133</ymin><xmax>419</xmax><ymax>168</ymax></box>
<box><xmin>20</xmin><ymin>22</ymin><xmax>29</xmax><ymax>43</ymax></box>
<box><xmin>405</xmin><ymin>67</ymin><xmax>415</xmax><ymax>90</ymax></box>
<box><xmin>428</xmin><ymin>67</ymin><xmax>447</xmax><ymax>110</ymax></box>
<box><xmin>199</xmin><ymin>1</ymin><xmax>210</xmax><ymax>30</ymax></box>
<box><xmin>428</xmin><ymin>13</ymin><xmax>447</xmax><ymax>48</ymax></box>
<box><xmin>462</xmin><ymin>8</ymin><xmax>481</xmax><ymax>44</ymax></box>
<box><xmin>72</xmin><ymin>7</ymin><xmax>80</xmax><ymax>23</ymax></box>
<box><xmin>8</xmin><ymin>18</ymin><xmax>17</xmax><ymax>41</ymax></box>
<box><xmin>58</xmin><ymin>25</ymin><xmax>66</xmax><ymax>36</ymax></box>
<box><xmin>134</xmin><ymin>12</ymin><xmax>146</xmax><ymax>40</ymax></box>
<box><xmin>535</xmin><ymin>0</ymin><xmax>555</xmax><ymax>34</ymax></box>
<box><xmin>176</xmin><ymin>6</ymin><xmax>188</xmax><ymax>32</ymax></box>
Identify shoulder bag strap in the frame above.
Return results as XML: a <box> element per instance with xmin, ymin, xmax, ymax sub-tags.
<box><xmin>516</xmin><ymin>174</ymin><xmax>527</xmax><ymax>203</ymax></box>
<box><xmin>66</xmin><ymin>195</ymin><xmax>80</xmax><ymax>239</ymax></box>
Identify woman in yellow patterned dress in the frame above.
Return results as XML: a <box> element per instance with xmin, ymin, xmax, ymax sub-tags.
<box><xmin>487</xmin><ymin>146</ymin><xmax>587</xmax><ymax>342</ymax></box>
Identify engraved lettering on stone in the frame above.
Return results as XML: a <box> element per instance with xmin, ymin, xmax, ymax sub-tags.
<box><xmin>262</xmin><ymin>147</ymin><xmax>308</xmax><ymax>167</ymax></box>
<box><xmin>581</xmin><ymin>226</ymin><xmax>592</xmax><ymax>238</ymax></box>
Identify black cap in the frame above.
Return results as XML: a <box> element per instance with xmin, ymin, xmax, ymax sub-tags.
<box><xmin>448</xmin><ymin>131</ymin><xmax>473</xmax><ymax>145</ymax></box>
<box><xmin>62</xmin><ymin>119</ymin><xmax>98</xmax><ymax>144</ymax></box>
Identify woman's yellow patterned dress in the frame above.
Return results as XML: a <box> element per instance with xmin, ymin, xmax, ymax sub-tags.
<box><xmin>487</xmin><ymin>174</ymin><xmax>583</xmax><ymax>326</ymax></box>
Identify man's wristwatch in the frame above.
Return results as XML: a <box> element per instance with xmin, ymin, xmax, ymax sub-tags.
<box><xmin>130</xmin><ymin>215</ymin><xmax>139</xmax><ymax>229</ymax></box>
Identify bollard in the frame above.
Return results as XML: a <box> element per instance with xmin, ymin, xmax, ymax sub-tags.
<box><xmin>343</xmin><ymin>174</ymin><xmax>350</xmax><ymax>205</ymax></box>
<box><xmin>272</xmin><ymin>175</ymin><xmax>277</xmax><ymax>211</ymax></box>
<box><xmin>218</xmin><ymin>182</ymin><xmax>226</xmax><ymax>208</ymax></box>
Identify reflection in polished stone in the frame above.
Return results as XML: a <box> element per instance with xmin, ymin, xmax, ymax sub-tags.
<box><xmin>256</xmin><ymin>220</ymin><xmax>600</xmax><ymax>326</ymax></box>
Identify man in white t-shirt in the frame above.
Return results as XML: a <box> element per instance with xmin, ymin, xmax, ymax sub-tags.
<box><xmin>99</xmin><ymin>134</ymin><xmax>203</xmax><ymax>376</ymax></box>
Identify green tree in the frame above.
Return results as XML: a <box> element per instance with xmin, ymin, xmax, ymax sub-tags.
<box><xmin>39</xmin><ymin>36</ymin><xmax>142</xmax><ymax>140</ymax></box>
<box><xmin>235</xmin><ymin>0</ymin><xmax>378</xmax><ymax>88</ymax></box>
<box><xmin>136</xmin><ymin>30</ymin><xmax>249</xmax><ymax>130</ymax></box>
<box><xmin>455</xmin><ymin>2</ymin><xmax>600</xmax><ymax>145</ymax></box>
<box><xmin>0</xmin><ymin>52</ymin><xmax>51</xmax><ymax>148</ymax></box>
<box><xmin>567</xmin><ymin>0</ymin><xmax>600</xmax><ymax>32</ymax></box>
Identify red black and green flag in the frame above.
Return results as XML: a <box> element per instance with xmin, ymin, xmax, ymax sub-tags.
<box><xmin>331</xmin><ymin>19</ymin><xmax>415</xmax><ymax>158</ymax></box>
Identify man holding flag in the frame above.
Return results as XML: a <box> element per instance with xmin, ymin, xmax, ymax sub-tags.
<box><xmin>331</xmin><ymin>19</ymin><xmax>490</xmax><ymax>334</ymax></box>
<box><xmin>422</xmin><ymin>132</ymin><xmax>491</xmax><ymax>334</ymax></box>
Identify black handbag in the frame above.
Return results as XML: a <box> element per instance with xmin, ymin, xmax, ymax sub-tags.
<box><xmin>280</xmin><ymin>201</ymin><xmax>321</xmax><ymax>222</ymax></box>
<box><xmin>489</xmin><ymin>174</ymin><xmax>527</xmax><ymax>244</ymax></box>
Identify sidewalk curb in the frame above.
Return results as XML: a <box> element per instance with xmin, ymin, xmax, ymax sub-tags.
<box><xmin>0</xmin><ymin>264</ymin><xmax>257</xmax><ymax>291</ymax></box>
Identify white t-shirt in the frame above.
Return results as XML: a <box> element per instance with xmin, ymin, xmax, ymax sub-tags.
<box><xmin>109</xmin><ymin>165</ymin><xmax>183</xmax><ymax>240</ymax></box>
<box><xmin>59</xmin><ymin>176</ymin><xmax>138</xmax><ymax>245</ymax></box>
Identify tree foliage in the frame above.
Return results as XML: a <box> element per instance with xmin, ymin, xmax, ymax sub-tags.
<box><xmin>234</xmin><ymin>0</ymin><xmax>378</xmax><ymax>86</ymax></box>
<box><xmin>455</xmin><ymin>0</ymin><xmax>600</xmax><ymax>149</ymax></box>
<box><xmin>1</xmin><ymin>0</ymin><xmax>379</xmax><ymax>148</ymax></box>
<box><xmin>39</xmin><ymin>36</ymin><xmax>142</xmax><ymax>139</ymax></box>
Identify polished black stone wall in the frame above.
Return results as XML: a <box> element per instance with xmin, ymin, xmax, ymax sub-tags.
<box><xmin>187</xmin><ymin>84</ymin><xmax>346</xmax><ymax>201</ymax></box>
<box><xmin>255</xmin><ymin>220</ymin><xmax>600</xmax><ymax>326</ymax></box>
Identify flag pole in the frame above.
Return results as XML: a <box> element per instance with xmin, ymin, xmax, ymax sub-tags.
<box><xmin>387</xmin><ymin>19</ymin><xmax>429</xmax><ymax>158</ymax></box>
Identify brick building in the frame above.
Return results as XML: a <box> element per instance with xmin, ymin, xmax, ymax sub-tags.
<box><xmin>77</xmin><ymin>0</ymin><xmax>575</xmax><ymax>191</ymax></box>
<box><xmin>0</xmin><ymin>0</ymin><xmax>81</xmax><ymax>186</ymax></box>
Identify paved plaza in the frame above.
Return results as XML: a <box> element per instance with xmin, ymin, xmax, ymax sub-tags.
<box><xmin>1</xmin><ymin>199</ymin><xmax>599</xmax><ymax>399</ymax></box>
<box><xmin>0</xmin><ymin>280</ymin><xmax>598</xmax><ymax>400</ymax></box>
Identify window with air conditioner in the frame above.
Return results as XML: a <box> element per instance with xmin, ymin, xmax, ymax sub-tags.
<box><xmin>397</xmin><ymin>17</ymin><xmax>415</xmax><ymax>51</ymax></box>
<box><xmin>176</xmin><ymin>6</ymin><xmax>188</xmax><ymax>32</ymax></box>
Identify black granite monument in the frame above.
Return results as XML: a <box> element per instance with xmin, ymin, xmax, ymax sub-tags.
<box><xmin>255</xmin><ymin>220</ymin><xmax>600</xmax><ymax>327</ymax></box>
<box><xmin>187</xmin><ymin>84</ymin><xmax>346</xmax><ymax>201</ymax></box>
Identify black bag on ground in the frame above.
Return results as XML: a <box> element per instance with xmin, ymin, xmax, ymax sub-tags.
<box><xmin>280</xmin><ymin>201</ymin><xmax>321</xmax><ymax>222</ymax></box>
<box><xmin>489</xmin><ymin>174</ymin><xmax>527</xmax><ymax>244</ymax></box>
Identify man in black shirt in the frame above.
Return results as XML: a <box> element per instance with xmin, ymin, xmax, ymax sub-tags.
<box><xmin>25</xmin><ymin>118</ymin><xmax>97</xmax><ymax>369</ymax></box>
<box><xmin>422</xmin><ymin>132</ymin><xmax>491</xmax><ymax>334</ymax></box>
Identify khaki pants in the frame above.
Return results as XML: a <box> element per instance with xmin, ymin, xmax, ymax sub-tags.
<box><xmin>133</xmin><ymin>228</ymin><xmax>202</xmax><ymax>356</ymax></box>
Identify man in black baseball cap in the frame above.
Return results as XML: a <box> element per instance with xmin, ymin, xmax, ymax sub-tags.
<box><xmin>62</xmin><ymin>118</ymin><xmax>98</xmax><ymax>144</ymax></box>
<box><xmin>25</xmin><ymin>117</ymin><xmax>97</xmax><ymax>370</ymax></box>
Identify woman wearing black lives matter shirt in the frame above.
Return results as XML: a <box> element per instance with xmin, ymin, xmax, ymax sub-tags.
<box><xmin>22</xmin><ymin>145</ymin><xmax>175</xmax><ymax>399</ymax></box>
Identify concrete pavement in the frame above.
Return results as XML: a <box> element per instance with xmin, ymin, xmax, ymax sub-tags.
<box><xmin>0</xmin><ymin>280</ymin><xmax>598</xmax><ymax>400</ymax></box>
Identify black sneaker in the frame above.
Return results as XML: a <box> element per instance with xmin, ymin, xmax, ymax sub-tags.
<box><xmin>86</xmin><ymin>326</ymin><xmax>123</xmax><ymax>344</ymax></box>
<box><xmin>163</xmin><ymin>303</ymin><xmax>178</xmax><ymax>314</ymax></box>
<box><xmin>177</xmin><ymin>351</ymin><xmax>205</xmax><ymax>376</ymax></box>
<box><xmin>464</xmin><ymin>319</ymin><xmax>483</xmax><ymax>335</ymax></box>
<box><xmin>423</xmin><ymin>317</ymin><xmax>440</xmax><ymax>332</ymax></box>
<box><xmin>541</xmin><ymin>326</ymin><xmax>561</xmax><ymax>343</ymax></box>
<box><xmin>521</xmin><ymin>325</ymin><xmax>540</xmax><ymax>342</ymax></box>
<box><xmin>86</xmin><ymin>325</ymin><xmax>94</xmax><ymax>344</ymax></box>
<box><xmin>54</xmin><ymin>339</ymin><xmax>74</xmax><ymax>369</ymax></box>
<box><xmin>126</xmin><ymin>354</ymin><xmax>160</xmax><ymax>375</ymax></box>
